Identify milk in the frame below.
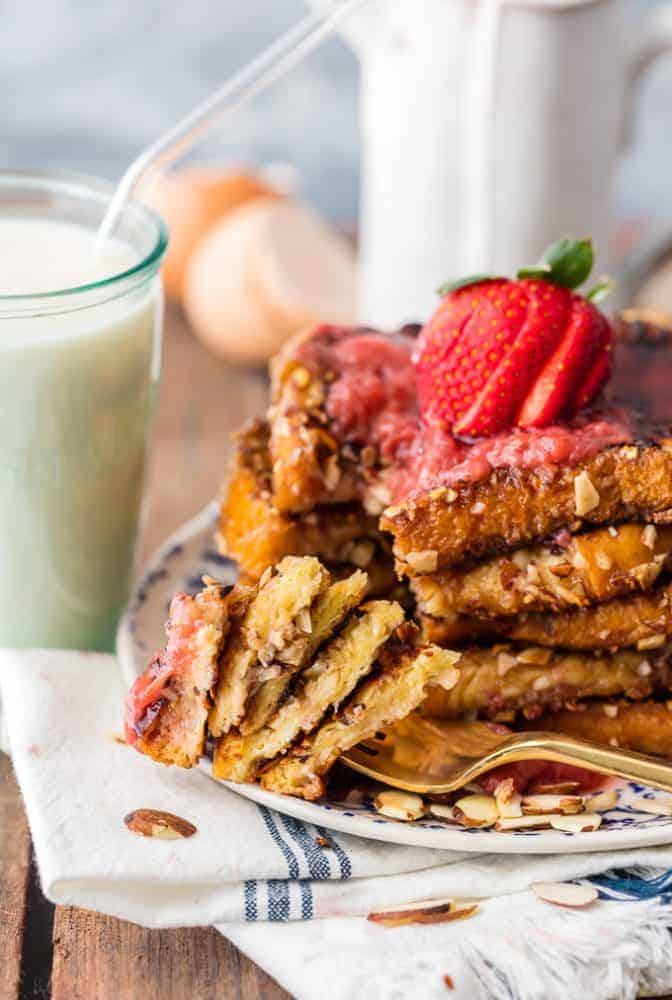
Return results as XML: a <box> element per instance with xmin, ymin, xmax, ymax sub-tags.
<box><xmin>0</xmin><ymin>216</ymin><xmax>163</xmax><ymax>649</ymax></box>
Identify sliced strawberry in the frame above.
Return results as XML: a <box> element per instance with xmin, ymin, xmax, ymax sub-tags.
<box><xmin>453</xmin><ymin>280</ymin><xmax>570</xmax><ymax>437</ymax></box>
<box><xmin>516</xmin><ymin>296</ymin><xmax>609</xmax><ymax>428</ymax></box>
<box><xmin>415</xmin><ymin>279</ymin><xmax>514</xmax><ymax>429</ymax></box>
<box><xmin>570</xmin><ymin>323</ymin><xmax>613</xmax><ymax>411</ymax></box>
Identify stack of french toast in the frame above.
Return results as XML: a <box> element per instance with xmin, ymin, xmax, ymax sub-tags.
<box><xmin>126</xmin><ymin>238</ymin><xmax>672</xmax><ymax>798</ymax></box>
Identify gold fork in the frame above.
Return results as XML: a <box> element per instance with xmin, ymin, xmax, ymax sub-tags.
<box><xmin>341</xmin><ymin>716</ymin><xmax>672</xmax><ymax>794</ymax></box>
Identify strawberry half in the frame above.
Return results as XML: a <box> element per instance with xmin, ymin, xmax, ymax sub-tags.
<box><xmin>415</xmin><ymin>237</ymin><xmax>613</xmax><ymax>436</ymax></box>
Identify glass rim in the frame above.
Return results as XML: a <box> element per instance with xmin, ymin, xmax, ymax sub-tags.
<box><xmin>0</xmin><ymin>167</ymin><xmax>168</xmax><ymax>303</ymax></box>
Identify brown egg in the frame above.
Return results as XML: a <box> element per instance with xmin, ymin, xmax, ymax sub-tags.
<box><xmin>142</xmin><ymin>166</ymin><xmax>277</xmax><ymax>301</ymax></box>
<box><xmin>183</xmin><ymin>197</ymin><xmax>357</xmax><ymax>366</ymax></box>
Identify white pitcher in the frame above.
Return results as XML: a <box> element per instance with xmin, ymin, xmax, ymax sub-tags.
<box><xmin>311</xmin><ymin>0</ymin><xmax>672</xmax><ymax>326</ymax></box>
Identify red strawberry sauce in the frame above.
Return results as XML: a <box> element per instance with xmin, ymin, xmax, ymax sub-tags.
<box><xmin>124</xmin><ymin>593</ymin><xmax>199</xmax><ymax>745</ymax></box>
<box><xmin>296</xmin><ymin>326</ymin><xmax>636</xmax><ymax>503</ymax></box>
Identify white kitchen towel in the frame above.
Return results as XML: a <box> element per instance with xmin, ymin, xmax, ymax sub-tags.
<box><xmin>3</xmin><ymin>648</ymin><xmax>672</xmax><ymax>1000</ymax></box>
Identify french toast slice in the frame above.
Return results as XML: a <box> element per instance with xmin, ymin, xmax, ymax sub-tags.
<box><xmin>212</xmin><ymin>600</ymin><xmax>406</xmax><ymax>782</ymax></box>
<box><xmin>419</xmin><ymin>577</ymin><xmax>672</xmax><ymax>652</ymax></box>
<box><xmin>383</xmin><ymin>440</ymin><xmax>672</xmax><ymax>575</ymax></box>
<box><xmin>221</xmin><ymin>418</ymin><xmax>392</xmax><ymax>583</ymax></box>
<box><xmin>260</xmin><ymin>643</ymin><xmax>460</xmax><ymax>800</ymax></box>
<box><xmin>535</xmin><ymin>698</ymin><xmax>672</xmax><ymax>758</ymax></box>
<box><xmin>411</xmin><ymin>523</ymin><xmax>672</xmax><ymax>620</ymax></box>
<box><xmin>208</xmin><ymin>555</ymin><xmax>330</xmax><ymax>737</ymax></box>
<box><xmin>123</xmin><ymin>581</ymin><xmax>247</xmax><ymax>767</ymax></box>
<box><xmin>421</xmin><ymin>642</ymin><xmax>672</xmax><ymax>722</ymax></box>
<box><xmin>268</xmin><ymin>324</ymin><xmax>418</xmax><ymax>514</ymax></box>
<box><xmin>239</xmin><ymin>571</ymin><xmax>369</xmax><ymax>735</ymax></box>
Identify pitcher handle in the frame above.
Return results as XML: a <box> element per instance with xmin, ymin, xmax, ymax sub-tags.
<box><xmin>622</xmin><ymin>5</ymin><xmax>672</xmax><ymax>147</ymax></box>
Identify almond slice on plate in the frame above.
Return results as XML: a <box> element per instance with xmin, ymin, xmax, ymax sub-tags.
<box><xmin>494</xmin><ymin>779</ymin><xmax>523</xmax><ymax>819</ymax></box>
<box><xmin>585</xmin><ymin>789</ymin><xmax>618</xmax><ymax>813</ymax></box>
<box><xmin>630</xmin><ymin>795</ymin><xmax>672</xmax><ymax>817</ymax></box>
<box><xmin>532</xmin><ymin>882</ymin><xmax>598</xmax><ymax>908</ymax></box>
<box><xmin>374</xmin><ymin>790</ymin><xmax>426</xmax><ymax>822</ymax></box>
<box><xmin>528</xmin><ymin>781</ymin><xmax>581</xmax><ymax>795</ymax></box>
<box><xmin>495</xmin><ymin>814</ymin><xmax>556</xmax><ymax>832</ymax></box>
<box><xmin>453</xmin><ymin>794</ymin><xmax>498</xmax><ymax>828</ymax></box>
<box><xmin>522</xmin><ymin>794</ymin><xmax>584</xmax><ymax>816</ymax></box>
<box><xmin>428</xmin><ymin>802</ymin><xmax>457</xmax><ymax>822</ymax></box>
<box><xmin>549</xmin><ymin>812</ymin><xmax>602</xmax><ymax>834</ymax></box>
<box><xmin>368</xmin><ymin>899</ymin><xmax>478</xmax><ymax>928</ymax></box>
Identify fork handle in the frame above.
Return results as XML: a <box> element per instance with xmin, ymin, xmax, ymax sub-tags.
<box><xmin>495</xmin><ymin>733</ymin><xmax>672</xmax><ymax>794</ymax></box>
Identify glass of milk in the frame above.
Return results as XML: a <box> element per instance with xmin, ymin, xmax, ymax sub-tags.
<box><xmin>0</xmin><ymin>170</ymin><xmax>167</xmax><ymax>650</ymax></box>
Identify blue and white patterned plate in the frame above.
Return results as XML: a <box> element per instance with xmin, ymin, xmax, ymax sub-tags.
<box><xmin>117</xmin><ymin>504</ymin><xmax>672</xmax><ymax>854</ymax></box>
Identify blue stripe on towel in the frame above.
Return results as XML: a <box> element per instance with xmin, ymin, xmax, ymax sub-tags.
<box><xmin>316</xmin><ymin>825</ymin><xmax>352</xmax><ymax>880</ymax></box>
<box><xmin>267</xmin><ymin>879</ymin><xmax>291</xmax><ymax>921</ymax></box>
<box><xmin>590</xmin><ymin>867</ymin><xmax>672</xmax><ymax>901</ymax></box>
<box><xmin>258</xmin><ymin>806</ymin><xmax>303</xmax><ymax>920</ymax></box>
<box><xmin>280</xmin><ymin>815</ymin><xmax>331</xmax><ymax>880</ymax></box>
<box><xmin>259</xmin><ymin>806</ymin><xmax>299</xmax><ymax>878</ymax></box>
<box><xmin>244</xmin><ymin>879</ymin><xmax>258</xmax><ymax>921</ymax></box>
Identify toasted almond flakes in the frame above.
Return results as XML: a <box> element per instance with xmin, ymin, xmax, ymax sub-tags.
<box><xmin>586</xmin><ymin>789</ymin><xmax>618</xmax><ymax>813</ymax></box>
<box><xmin>406</xmin><ymin>550</ymin><xmax>439</xmax><ymax>574</ymax></box>
<box><xmin>453</xmin><ymin>794</ymin><xmax>498</xmax><ymax>828</ymax></box>
<box><xmin>574</xmin><ymin>472</ymin><xmax>600</xmax><ymax>517</ymax></box>
<box><xmin>495</xmin><ymin>814</ymin><xmax>555</xmax><ymax>832</ymax></box>
<box><xmin>374</xmin><ymin>790</ymin><xmax>426</xmax><ymax>822</ymax></box>
<box><xmin>532</xmin><ymin>883</ymin><xmax>598</xmax><ymax>908</ymax></box>
<box><xmin>550</xmin><ymin>813</ymin><xmax>602</xmax><ymax>834</ymax></box>
<box><xmin>124</xmin><ymin>809</ymin><xmax>197</xmax><ymax>840</ymax></box>
<box><xmin>642</xmin><ymin>525</ymin><xmax>658</xmax><ymax>549</ymax></box>
<box><xmin>522</xmin><ymin>794</ymin><xmax>584</xmax><ymax>816</ymax></box>
<box><xmin>603</xmin><ymin>704</ymin><xmax>619</xmax><ymax>718</ymax></box>
<box><xmin>368</xmin><ymin>900</ymin><xmax>478</xmax><ymax>928</ymax></box>
<box><xmin>637</xmin><ymin>636</ymin><xmax>666</xmax><ymax>651</ymax></box>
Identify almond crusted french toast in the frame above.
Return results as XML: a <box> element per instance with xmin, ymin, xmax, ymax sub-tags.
<box><xmin>411</xmin><ymin>523</ymin><xmax>672</xmax><ymax>620</ymax></box>
<box><xmin>420</xmin><ymin>642</ymin><xmax>672</xmax><ymax>722</ymax></box>
<box><xmin>124</xmin><ymin>556</ymin><xmax>460</xmax><ymax>799</ymax></box>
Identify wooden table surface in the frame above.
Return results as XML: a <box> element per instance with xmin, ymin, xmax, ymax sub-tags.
<box><xmin>1</xmin><ymin>307</ymin><xmax>291</xmax><ymax>1000</ymax></box>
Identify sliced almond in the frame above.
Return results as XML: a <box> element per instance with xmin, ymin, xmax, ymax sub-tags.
<box><xmin>374</xmin><ymin>790</ymin><xmax>426</xmax><ymax>822</ymax></box>
<box><xmin>453</xmin><ymin>794</ymin><xmax>499</xmax><ymax>828</ymax></box>
<box><xmin>124</xmin><ymin>809</ymin><xmax>197</xmax><ymax>840</ymax></box>
<box><xmin>405</xmin><ymin>550</ymin><xmax>439</xmax><ymax>574</ymax></box>
<box><xmin>494</xmin><ymin>780</ymin><xmax>523</xmax><ymax>819</ymax></box>
<box><xmin>428</xmin><ymin>802</ymin><xmax>458</xmax><ymax>822</ymax></box>
<box><xmin>495</xmin><ymin>814</ymin><xmax>555</xmax><ymax>832</ymax></box>
<box><xmin>574</xmin><ymin>471</ymin><xmax>600</xmax><ymax>517</ymax></box>
<box><xmin>642</xmin><ymin>524</ymin><xmax>658</xmax><ymax>550</ymax></box>
<box><xmin>532</xmin><ymin>882</ymin><xmax>598</xmax><ymax>908</ymax></box>
<box><xmin>630</xmin><ymin>795</ymin><xmax>672</xmax><ymax>817</ymax></box>
<box><xmin>522</xmin><ymin>794</ymin><xmax>584</xmax><ymax>816</ymax></box>
<box><xmin>550</xmin><ymin>812</ymin><xmax>602</xmax><ymax>833</ymax></box>
<box><xmin>528</xmin><ymin>781</ymin><xmax>581</xmax><ymax>795</ymax></box>
<box><xmin>586</xmin><ymin>789</ymin><xmax>618</xmax><ymax>813</ymax></box>
<box><xmin>515</xmin><ymin>647</ymin><xmax>553</xmax><ymax>666</ymax></box>
<box><xmin>637</xmin><ymin>635</ymin><xmax>666</xmax><ymax>651</ymax></box>
<box><xmin>368</xmin><ymin>899</ymin><xmax>478</xmax><ymax>928</ymax></box>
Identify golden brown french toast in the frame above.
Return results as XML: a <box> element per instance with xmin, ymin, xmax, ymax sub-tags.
<box><xmin>535</xmin><ymin>698</ymin><xmax>672</xmax><ymax>758</ymax></box>
<box><xmin>124</xmin><ymin>581</ymin><xmax>247</xmax><ymax>767</ymax></box>
<box><xmin>221</xmin><ymin>418</ymin><xmax>392</xmax><ymax>581</ymax></box>
<box><xmin>421</xmin><ymin>642</ymin><xmax>672</xmax><ymax>721</ymax></box>
<box><xmin>260</xmin><ymin>643</ymin><xmax>460</xmax><ymax>800</ymax></box>
<box><xmin>383</xmin><ymin>441</ymin><xmax>672</xmax><ymax>575</ymax></box>
<box><xmin>212</xmin><ymin>600</ymin><xmax>406</xmax><ymax>782</ymax></box>
<box><xmin>411</xmin><ymin>523</ymin><xmax>672</xmax><ymax>620</ymax></box>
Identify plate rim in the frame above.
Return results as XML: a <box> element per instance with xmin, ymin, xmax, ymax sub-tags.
<box><xmin>118</xmin><ymin>503</ymin><xmax>672</xmax><ymax>855</ymax></box>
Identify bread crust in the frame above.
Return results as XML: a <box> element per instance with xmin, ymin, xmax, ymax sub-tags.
<box><xmin>535</xmin><ymin>698</ymin><xmax>672</xmax><ymax>757</ymax></box>
<box><xmin>383</xmin><ymin>442</ymin><xmax>672</xmax><ymax>573</ymax></box>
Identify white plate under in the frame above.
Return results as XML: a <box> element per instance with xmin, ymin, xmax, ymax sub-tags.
<box><xmin>117</xmin><ymin>504</ymin><xmax>672</xmax><ymax>854</ymax></box>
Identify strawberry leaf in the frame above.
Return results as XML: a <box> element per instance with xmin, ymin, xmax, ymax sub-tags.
<box><xmin>539</xmin><ymin>237</ymin><xmax>594</xmax><ymax>290</ymax></box>
<box><xmin>437</xmin><ymin>274</ymin><xmax>499</xmax><ymax>296</ymax></box>
<box><xmin>586</xmin><ymin>276</ymin><xmax>616</xmax><ymax>304</ymax></box>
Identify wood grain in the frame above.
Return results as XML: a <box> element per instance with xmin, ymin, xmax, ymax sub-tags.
<box><xmin>50</xmin><ymin>308</ymin><xmax>288</xmax><ymax>999</ymax></box>
<box><xmin>0</xmin><ymin>755</ymin><xmax>31</xmax><ymax>1000</ymax></box>
<box><xmin>51</xmin><ymin>909</ymin><xmax>289</xmax><ymax>1000</ymax></box>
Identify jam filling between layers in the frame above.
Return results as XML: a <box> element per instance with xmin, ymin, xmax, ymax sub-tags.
<box><xmin>296</xmin><ymin>326</ymin><xmax>637</xmax><ymax>504</ymax></box>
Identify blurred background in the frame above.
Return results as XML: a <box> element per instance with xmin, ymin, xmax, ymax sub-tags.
<box><xmin>2</xmin><ymin>0</ymin><xmax>669</xmax><ymax>226</ymax></box>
